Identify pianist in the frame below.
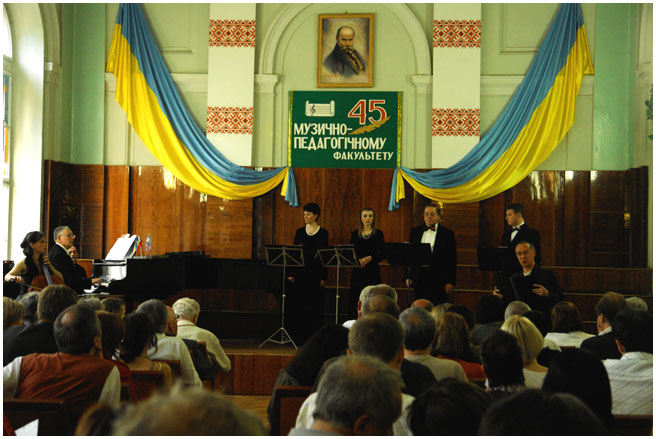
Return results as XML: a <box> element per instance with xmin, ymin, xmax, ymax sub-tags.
<box><xmin>49</xmin><ymin>226</ymin><xmax>102</xmax><ymax>294</ymax></box>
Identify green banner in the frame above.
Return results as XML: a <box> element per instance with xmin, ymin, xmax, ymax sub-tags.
<box><xmin>289</xmin><ymin>91</ymin><xmax>401</xmax><ymax>169</ymax></box>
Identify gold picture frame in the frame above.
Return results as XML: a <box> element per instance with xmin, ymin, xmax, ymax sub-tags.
<box><xmin>317</xmin><ymin>13</ymin><xmax>374</xmax><ymax>88</ymax></box>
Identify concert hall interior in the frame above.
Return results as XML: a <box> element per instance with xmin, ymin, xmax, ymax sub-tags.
<box><xmin>2</xmin><ymin>3</ymin><xmax>653</xmax><ymax>436</ymax></box>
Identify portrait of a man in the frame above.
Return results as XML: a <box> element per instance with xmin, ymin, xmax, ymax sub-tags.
<box><xmin>318</xmin><ymin>14</ymin><xmax>373</xmax><ymax>88</ymax></box>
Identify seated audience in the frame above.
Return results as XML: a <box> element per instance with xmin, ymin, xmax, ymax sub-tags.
<box><xmin>3</xmin><ymin>297</ymin><xmax>24</xmax><ymax>332</ymax></box>
<box><xmin>399</xmin><ymin>307</ymin><xmax>468</xmax><ymax>382</ymax></box>
<box><xmin>75</xmin><ymin>403</ymin><xmax>124</xmax><ymax>436</ymax></box>
<box><xmin>542</xmin><ymin>348</ymin><xmax>613</xmax><ymax>429</ymax></box>
<box><xmin>471</xmin><ymin>295</ymin><xmax>504</xmax><ymax>346</ymax></box>
<box><xmin>408</xmin><ymin>379</ymin><xmax>491</xmax><ymax>435</ymax></box>
<box><xmin>545</xmin><ymin>301</ymin><xmax>594</xmax><ymax>348</ymax></box>
<box><xmin>3</xmin><ymin>303</ymin><xmax>120</xmax><ymax>420</ymax></box>
<box><xmin>173</xmin><ymin>297</ymin><xmax>231</xmax><ymax>373</ymax></box>
<box><xmin>342</xmin><ymin>283</ymin><xmax>398</xmax><ymax>329</ymax></box>
<box><xmin>136</xmin><ymin>299</ymin><xmax>201</xmax><ymax>387</ymax></box>
<box><xmin>448</xmin><ymin>304</ymin><xmax>476</xmax><ymax>333</ymax></box>
<box><xmin>119</xmin><ymin>312</ymin><xmax>173</xmax><ymax>390</ymax></box>
<box><xmin>429</xmin><ymin>302</ymin><xmax>452</xmax><ymax>350</ymax></box>
<box><xmin>411</xmin><ymin>298</ymin><xmax>434</xmax><ymax>312</ymax></box>
<box><xmin>101</xmin><ymin>297</ymin><xmax>126</xmax><ymax>319</ymax></box>
<box><xmin>626</xmin><ymin>296</ymin><xmax>648</xmax><ymax>311</ymax></box>
<box><xmin>523</xmin><ymin>309</ymin><xmax>560</xmax><ymax>367</ymax></box>
<box><xmin>603</xmin><ymin>308</ymin><xmax>653</xmax><ymax>415</ymax></box>
<box><xmin>113</xmin><ymin>385</ymin><xmax>265</xmax><ymax>435</ymax></box>
<box><xmin>501</xmin><ymin>315</ymin><xmax>548</xmax><ymax>388</ymax></box>
<box><xmin>580</xmin><ymin>292</ymin><xmax>627</xmax><ymax>360</ymax></box>
<box><xmin>297</xmin><ymin>313</ymin><xmax>416</xmax><ymax>435</ymax></box>
<box><xmin>480</xmin><ymin>329</ymin><xmax>526</xmax><ymax>401</ymax></box>
<box><xmin>290</xmin><ymin>355</ymin><xmax>403</xmax><ymax>436</ymax></box>
<box><xmin>478</xmin><ymin>390</ymin><xmax>607</xmax><ymax>435</ymax></box>
<box><xmin>3</xmin><ymin>284</ymin><xmax>78</xmax><ymax>365</ymax></box>
<box><xmin>17</xmin><ymin>291</ymin><xmax>39</xmax><ymax>325</ymax></box>
<box><xmin>97</xmin><ymin>311</ymin><xmax>137</xmax><ymax>401</ymax></box>
<box><xmin>78</xmin><ymin>297</ymin><xmax>103</xmax><ymax>311</ymax></box>
<box><xmin>504</xmin><ymin>300</ymin><xmax>531</xmax><ymax>320</ymax></box>
<box><xmin>433</xmin><ymin>312</ymin><xmax>485</xmax><ymax>379</ymax></box>
<box><xmin>267</xmin><ymin>323</ymin><xmax>348</xmax><ymax>422</ymax></box>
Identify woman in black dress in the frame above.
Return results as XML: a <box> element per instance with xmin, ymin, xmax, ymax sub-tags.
<box><xmin>348</xmin><ymin>207</ymin><xmax>386</xmax><ymax>319</ymax></box>
<box><xmin>288</xmin><ymin>202</ymin><xmax>329</xmax><ymax>345</ymax></box>
<box><xmin>4</xmin><ymin>231</ymin><xmax>63</xmax><ymax>298</ymax></box>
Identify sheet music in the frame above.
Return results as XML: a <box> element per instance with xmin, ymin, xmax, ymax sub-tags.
<box><xmin>105</xmin><ymin>235</ymin><xmax>138</xmax><ymax>260</ymax></box>
<box><xmin>305</xmin><ymin>100</ymin><xmax>335</xmax><ymax>117</ymax></box>
<box><xmin>15</xmin><ymin>419</ymin><xmax>38</xmax><ymax>436</ymax></box>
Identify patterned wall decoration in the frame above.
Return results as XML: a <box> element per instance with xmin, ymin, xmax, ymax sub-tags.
<box><xmin>209</xmin><ymin>19</ymin><xmax>256</xmax><ymax>47</ymax></box>
<box><xmin>206</xmin><ymin>106</ymin><xmax>254</xmax><ymax>135</ymax></box>
<box><xmin>433</xmin><ymin>19</ymin><xmax>482</xmax><ymax>48</ymax></box>
<box><xmin>432</xmin><ymin>108</ymin><xmax>480</xmax><ymax>136</ymax></box>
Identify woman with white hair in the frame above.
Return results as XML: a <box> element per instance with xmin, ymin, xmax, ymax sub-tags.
<box><xmin>172</xmin><ymin>297</ymin><xmax>231</xmax><ymax>373</ymax></box>
<box><xmin>501</xmin><ymin>315</ymin><xmax>548</xmax><ymax>389</ymax></box>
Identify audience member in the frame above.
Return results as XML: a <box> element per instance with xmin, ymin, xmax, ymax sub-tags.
<box><xmin>545</xmin><ymin>301</ymin><xmax>594</xmax><ymax>348</ymax></box>
<box><xmin>504</xmin><ymin>300</ymin><xmax>530</xmax><ymax>320</ymax></box>
<box><xmin>3</xmin><ymin>303</ymin><xmax>120</xmax><ymax>421</ymax></box>
<box><xmin>542</xmin><ymin>348</ymin><xmax>613</xmax><ymax>429</ymax></box>
<box><xmin>342</xmin><ymin>283</ymin><xmax>398</xmax><ymax>329</ymax></box>
<box><xmin>411</xmin><ymin>298</ymin><xmax>434</xmax><ymax>312</ymax></box>
<box><xmin>267</xmin><ymin>323</ymin><xmax>348</xmax><ymax>422</ymax></box>
<box><xmin>471</xmin><ymin>295</ymin><xmax>504</xmax><ymax>346</ymax></box>
<box><xmin>17</xmin><ymin>291</ymin><xmax>39</xmax><ymax>325</ymax></box>
<box><xmin>480</xmin><ymin>329</ymin><xmax>526</xmax><ymax>401</ymax></box>
<box><xmin>501</xmin><ymin>315</ymin><xmax>548</xmax><ymax>388</ymax></box>
<box><xmin>478</xmin><ymin>390</ymin><xmax>607</xmax><ymax>435</ymax></box>
<box><xmin>97</xmin><ymin>311</ymin><xmax>136</xmax><ymax>401</ymax></box>
<box><xmin>173</xmin><ymin>297</ymin><xmax>231</xmax><ymax>373</ymax></box>
<box><xmin>433</xmin><ymin>312</ymin><xmax>485</xmax><ymax>379</ymax></box>
<box><xmin>297</xmin><ymin>313</ymin><xmax>416</xmax><ymax>435</ymax></box>
<box><xmin>399</xmin><ymin>307</ymin><xmax>467</xmax><ymax>383</ymax></box>
<box><xmin>580</xmin><ymin>292</ymin><xmax>627</xmax><ymax>360</ymax></box>
<box><xmin>119</xmin><ymin>312</ymin><xmax>173</xmax><ymax>390</ymax></box>
<box><xmin>78</xmin><ymin>297</ymin><xmax>103</xmax><ymax>312</ymax></box>
<box><xmin>75</xmin><ymin>403</ymin><xmax>124</xmax><ymax>436</ymax></box>
<box><xmin>101</xmin><ymin>297</ymin><xmax>126</xmax><ymax>319</ymax></box>
<box><xmin>113</xmin><ymin>385</ymin><xmax>265</xmax><ymax>435</ymax></box>
<box><xmin>136</xmin><ymin>299</ymin><xmax>201</xmax><ymax>387</ymax></box>
<box><xmin>3</xmin><ymin>297</ymin><xmax>24</xmax><ymax>331</ymax></box>
<box><xmin>290</xmin><ymin>355</ymin><xmax>403</xmax><ymax>436</ymax></box>
<box><xmin>626</xmin><ymin>296</ymin><xmax>648</xmax><ymax>311</ymax></box>
<box><xmin>3</xmin><ymin>284</ymin><xmax>77</xmax><ymax>365</ymax></box>
<box><xmin>408</xmin><ymin>379</ymin><xmax>491</xmax><ymax>435</ymax></box>
<box><xmin>603</xmin><ymin>308</ymin><xmax>653</xmax><ymax>415</ymax></box>
<box><xmin>523</xmin><ymin>309</ymin><xmax>560</xmax><ymax>367</ymax></box>
<box><xmin>448</xmin><ymin>304</ymin><xmax>476</xmax><ymax>332</ymax></box>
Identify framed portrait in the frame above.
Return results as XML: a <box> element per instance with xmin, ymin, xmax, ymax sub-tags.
<box><xmin>317</xmin><ymin>13</ymin><xmax>373</xmax><ymax>88</ymax></box>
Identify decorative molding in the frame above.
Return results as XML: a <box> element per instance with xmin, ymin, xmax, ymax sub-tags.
<box><xmin>637</xmin><ymin>4</ymin><xmax>653</xmax><ymax>71</ymax></box>
<box><xmin>254</xmin><ymin>74</ymin><xmax>279</xmax><ymax>95</ymax></box>
<box><xmin>411</xmin><ymin>75</ymin><xmax>432</xmax><ymax>95</ymax></box>
<box><xmin>433</xmin><ymin>19</ymin><xmax>481</xmax><ymax>48</ymax></box>
<box><xmin>209</xmin><ymin>19</ymin><xmax>256</xmax><ymax>48</ymax></box>
<box><xmin>104</xmin><ymin>73</ymin><xmax>208</xmax><ymax>93</ymax></box>
<box><xmin>206</xmin><ymin>106</ymin><xmax>253</xmax><ymax>135</ymax></box>
<box><xmin>432</xmin><ymin>108</ymin><xmax>480</xmax><ymax>137</ymax></box>
<box><xmin>44</xmin><ymin>62</ymin><xmax>61</xmax><ymax>85</ymax></box>
<box><xmin>481</xmin><ymin>75</ymin><xmax>595</xmax><ymax>97</ymax></box>
<box><xmin>39</xmin><ymin>4</ymin><xmax>60</xmax><ymax>64</ymax></box>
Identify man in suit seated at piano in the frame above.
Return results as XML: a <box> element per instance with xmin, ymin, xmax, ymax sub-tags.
<box><xmin>493</xmin><ymin>242</ymin><xmax>563</xmax><ymax>318</ymax></box>
<box><xmin>173</xmin><ymin>298</ymin><xmax>231</xmax><ymax>373</ymax></box>
<box><xmin>48</xmin><ymin>226</ymin><xmax>102</xmax><ymax>293</ymax></box>
<box><xmin>136</xmin><ymin>299</ymin><xmax>201</xmax><ymax>388</ymax></box>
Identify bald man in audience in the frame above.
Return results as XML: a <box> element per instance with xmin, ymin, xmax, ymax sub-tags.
<box><xmin>343</xmin><ymin>284</ymin><xmax>398</xmax><ymax>329</ymax></box>
<box><xmin>412</xmin><ymin>298</ymin><xmax>434</xmax><ymax>312</ymax></box>
<box><xmin>297</xmin><ymin>313</ymin><xmax>415</xmax><ymax>435</ymax></box>
<box><xmin>504</xmin><ymin>300</ymin><xmax>531</xmax><ymax>321</ymax></box>
<box><xmin>3</xmin><ymin>303</ymin><xmax>120</xmax><ymax>421</ymax></box>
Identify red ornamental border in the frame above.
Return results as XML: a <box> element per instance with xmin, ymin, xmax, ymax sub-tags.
<box><xmin>433</xmin><ymin>19</ymin><xmax>481</xmax><ymax>48</ymax></box>
<box><xmin>209</xmin><ymin>19</ymin><xmax>256</xmax><ymax>48</ymax></box>
<box><xmin>206</xmin><ymin>107</ymin><xmax>253</xmax><ymax>135</ymax></box>
<box><xmin>432</xmin><ymin>108</ymin><xmax>480</xmax><ymax>137</ymax></box>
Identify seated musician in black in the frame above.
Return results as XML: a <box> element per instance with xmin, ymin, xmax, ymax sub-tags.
<box><xmin>493</xmin><ymin>241</ymin><xmax>563</xmax><ymax>317</ymax></box>
<box><xmin>48</xmin><ymin>226</ymin><xmax>102</xmax><ymax>294</ymax></box>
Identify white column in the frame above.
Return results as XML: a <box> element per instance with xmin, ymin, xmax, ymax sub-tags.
<box><xmin>206</xmin><ymin>4</ymin><xmax>256</xmax><ymax>166</ymax></box>
<box><xmin>432</xmin><ymin>4</ymin><xmax>481</xmax><ymax>169</ymax></box>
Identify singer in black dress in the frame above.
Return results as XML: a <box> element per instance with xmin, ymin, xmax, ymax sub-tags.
<box><xmin>288</xmin><ymin>202</ymin><xmax>329</xmax><ymax>345</ymax></box>
<box><xmin>348</xmin><ymin>208</ymin><xmax>386</xmax><ymax>319</ymax></box>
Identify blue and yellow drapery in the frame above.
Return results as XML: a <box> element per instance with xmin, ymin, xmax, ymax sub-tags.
<box><xmin>106</xmin><ymin>4</ymin><xmax>298</xmax><ymax>205</ymax></box>
<box><xmin>389</xmin><ymin>4</ymin><xmax>594</xmax><ymax>210</ymax></box>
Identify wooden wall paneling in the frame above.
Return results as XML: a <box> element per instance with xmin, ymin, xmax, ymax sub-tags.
<box><xmin>478</xmin><ymin>192</ymin><xmax>505</xmax><ymax>247</ymax></box>
<box><xmin>204</xmin><ymin>196</ymin><xmax>253</xmax><ymax>259</ymax></box>
<box><xmin>130</xmin><ymin>166</ymin><xmax>181</xmax><ymax>255</ymax></box>
<box><xmin>321</xmin><ymin>168</ymin><xmax>363</xmax><ymax>246</ymax></box>
<box><xmin>626</xmin><ymin>166</ymin><xmax>648</xmax><ymax>267</ymax></box>
<box><xmin>563</xmin><ymin>171</ymin><xmax>590</xmax><ymax>266</ymax></box>
<box><xmin>442</xmin><ymin>202</ymin><xmax>479</xmax><ymax>265</ymax></box>
<box><xmin>588</xmin><ymin>171</ymin><xmax>629</xmax><ymax>267</ymax></box>
<box><xmin>252</xmin><ymin>190</ymin><xmax>275</xmax><ymax>259</ymax></box>
<box><xmin>275</xmin><ymin>168</ymin><xmax>325</xmax><ymax>245</ymax></box>
<box><xmin>41</xmin><ymin>160</ymin><xmax>55</xmax><ymax>243</ymax></box>
<box><xmin>179</xmin><ymin>185</ymin><xmax>206</xmax><ymax>252</ymax></box>
<box><xmin>361</xmin><ymin>170</ymin><xmax>402</xmax><ymax>242</ymax></box>
<box><xmin>103</xmin><ymin>166</ymin><xmax>130</xmax><ymax>256</ymax></box>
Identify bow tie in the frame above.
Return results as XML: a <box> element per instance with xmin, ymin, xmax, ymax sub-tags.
<box><xmin>424</xmin><ymin>225</ymin><xmax>436</xmax><ymax>231</ymax></box>
<box><xmin>512</xmin><ymin>226</ymin><xmax>521</xmax><ymax>231</ymax></box>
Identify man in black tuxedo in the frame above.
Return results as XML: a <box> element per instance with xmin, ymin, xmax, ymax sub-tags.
<box><xmin>404</xmin><ymin>204</ymin><xmax>457</xmax><ymax>305</ymax></box>
<box><xmin>501</xmin><ymin>203</ymin><xmax>541</xmax><ymax>275</ymax></box>
<box><xmin>48</xmin><ymin>226</ymin><xmax>101</xmax><ymax>294</ymax></box>
<box><xmin>579</xmin><ymin>292</ymin><xmax>627</xmax><ymax>360</ymax></box>
<box><xmin>493</xmin><ymin>241</ymin><xmax>562</xmax><ymax>317</ymax></box>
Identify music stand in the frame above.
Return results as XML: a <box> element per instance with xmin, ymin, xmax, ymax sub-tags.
<box><xmin>260</xmin><ymin>245</ymin><xmax>304</xmax><ymax>349</ymax></box>
<box><xmin>317</xmin><ymin>245</ymin><xmax>358</xmax><ymax>324</ymax></box>
<box><xmin>477</xmin><ymin>247</ymin><xmax>519</xmax><ymax>302</ymax></box>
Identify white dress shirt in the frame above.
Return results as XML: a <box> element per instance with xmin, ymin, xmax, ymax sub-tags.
<box><xmin>421</xmin><ymin>224</ymin><xmax>438</xmax><ymax>251</ymax></box>
<box><xmin>510</xmin><ymin>221</ymin><xmax>525</xmax><ymax>242</ymax></box>
<box><xmin>148</xmin><ymin>333</ymin><xmax>202</xmax><ymax>388</ymax></box>
<box><xmin>177</xmin><ymin>320</ymin><xmax>231</xmax><ymax>372</ymax></box>
<box><xmin>604</xmin><ymin>351</ymin><xmax>653</xmax><ymax>415</ymax></box>
<box><xmin>545</xmin><ymin>331</ymin><xmax>595</xmax><ymax>348</ymax></box>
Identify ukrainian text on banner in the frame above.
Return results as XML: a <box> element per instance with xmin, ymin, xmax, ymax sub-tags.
<box><xmin>289</xmin><ymin>91</ymin><xmax>401</xmax><ymax>169</ymax></box>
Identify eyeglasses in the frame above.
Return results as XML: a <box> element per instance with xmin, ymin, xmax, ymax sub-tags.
<box><xmin>63</xmin><ymin>233</ymin><xmax>76</xmax><ymax>238</ymax></box>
